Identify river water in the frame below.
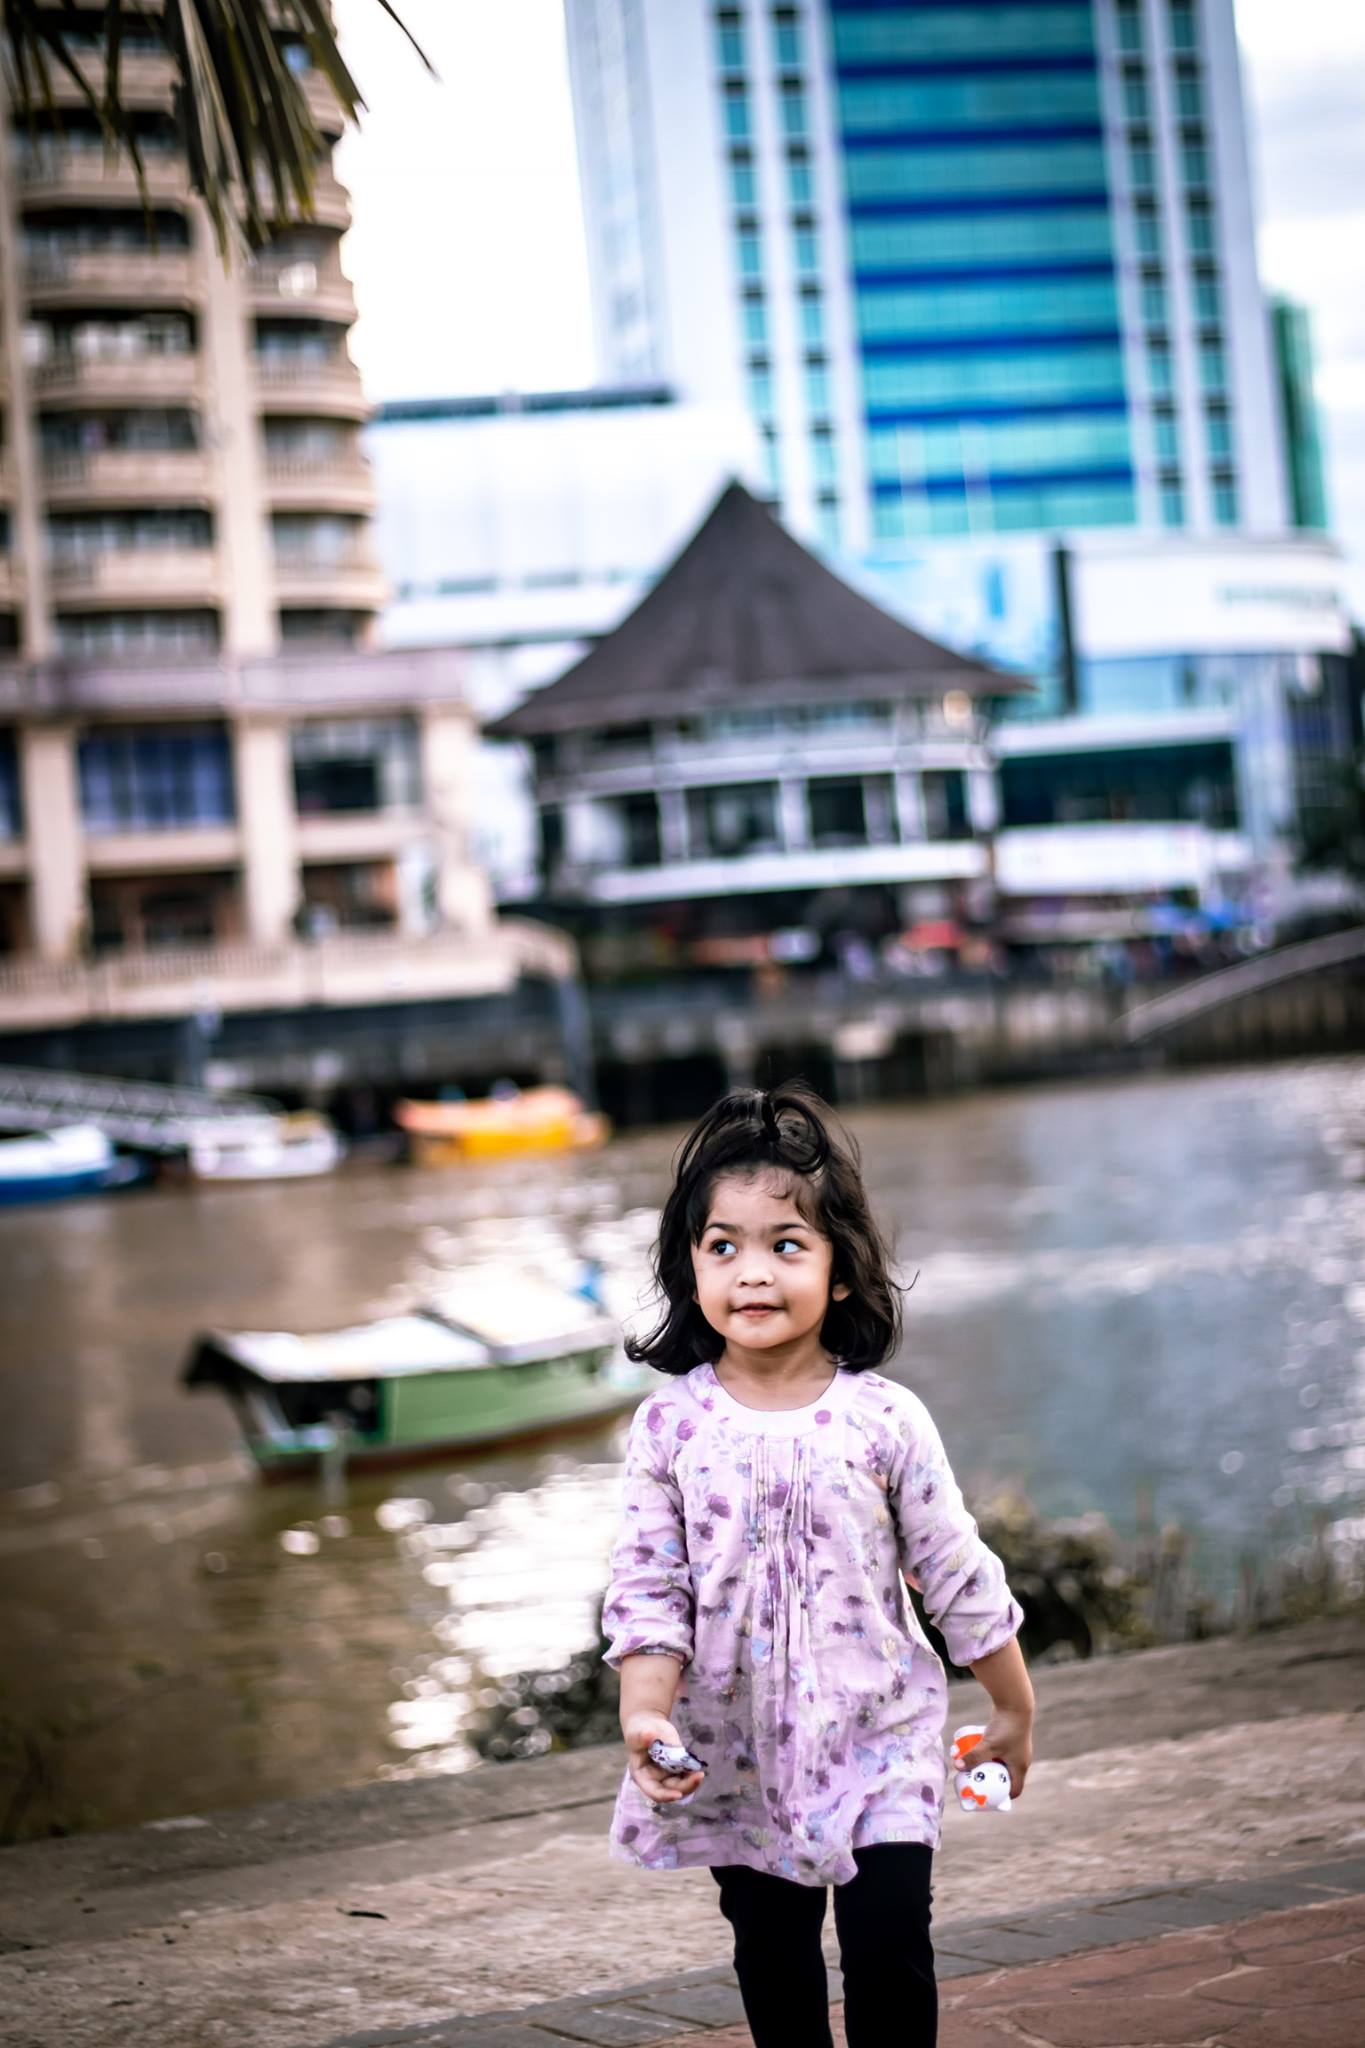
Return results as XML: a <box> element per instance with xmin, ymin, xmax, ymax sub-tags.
<box><xmin>2</xmin><ymin>1058</ymin><xmax>1363</xmax><ymax>1836</ymax></box>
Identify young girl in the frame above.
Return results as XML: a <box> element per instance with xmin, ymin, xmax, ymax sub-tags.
<box><xmin>602</xmin><ymin>1084</ymin><xmax>1034</xmax><ymax>2048</ymax></box>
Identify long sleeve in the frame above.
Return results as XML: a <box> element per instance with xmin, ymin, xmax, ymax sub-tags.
<box><xmin>890</xmin><ymin>1391</ymin><xmax>1024</xmax><ymax>1671</ymax></box>
<box><xmin>602</xmin><ymin>1396</ymin><xmax>695</xmax><ymax>1670</ymax></box>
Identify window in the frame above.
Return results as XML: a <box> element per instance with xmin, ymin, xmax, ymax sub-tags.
<box><xmin>787</xmin><ymin>153</ymin><xmax>814</xmax><ymax>207</ymax></box>
<box><xmin>1173</xmin><ymin>60</ymin><xmax>1203</xmax><ymax>120</ymax></box>
<box><xmin>1199</xmin><ymin>338</ymin><xmax>1226</xmax><ymax>391</ymax></box>
<box><xmin>811</xmin><ymin>426</ymin><xmax>837</xmax><ymax>487</ymax></box>
<box><xmin>1133</xmin><ymin>198</ymin><xmax>1162</xmax><ymax>257</ymax></box>
<box><xmin>1205</xmin><ymin>402</ymin><xmax>1232</xmax><ymax>461</ymax></box>
<box><xmin>292</xmin><ymin>715</ymin><xmax>422</xmax><ymax>816</ymax></box>
<box><xmin>1168</xmin><ymin>1</ymin><xmax>1198</xmax><ymax>54</ymax></box>
<box><xmin>804</xmin><ymin>358</ymin><xmax>830</xmax><ymax>413</ymax></box>
<box><xmin>55</xmin><ymin>610</ymin><xmax>219</xmax><ymax>656</ymax></box>
<box><xmin>780</xmin><ymin>81</ymin><xmax>807</xmax><ymax>139</ymax></box>
<box><xmin>1117</xmin><ymin>0</ymin><xmax>1143</xmax><ymax>54</ymax></box>
<box><xmin>809</xmin><ymin>777</ymin><xmax>872</xmax><ymax>848</ymax></box>
<box><xmin>1193</xmin><ymin>270</ymin><xmax>1220</xmax><ymax>326</ymax></box>
<box><xmin>1181</xmin><ymin>135</ymin><xmax>1209</xmax><ymax>188</ymax></box>
<box><xmin>1122</xmin><ymin>66</ymin><xmax>1149</xmax><ymax>119</ymax></box>
<box><xmin>736</xmin><ymin>227</ymin><xmax>762</xmax><ymax>279</ymax></box>
<box><xmin>1159</xmin><ymin>476</ymin><xmax>1184</xmax><ymax>526</ymax></box>
<box><xmin>772</xmin><ymin>9</ymin><xmax>802</xmax><ymax>68</ymax></box>
<box><xmin>799</xmin><ymin>290</ymin><xmax>824</xmax><ymax>348</ymax></box>
<box><xmin>715</xmin><ymin>12</ymin><xmax>744</xmax><ymax>71</ymax></box>
<box><xmin>1153</xmin><ymin>406</ymin><xmax>1180</xmax><ymax>462</ymax></box>
<box><xmin>845</xmin><ymin>138</ymin><xmax>1107</xmax><ymax>203</ymax></box>
<box><xmin>840</xmin><ymin>70</ymin><xmax>1101</xmax><ymax>131</ymax></box>
<box><xmin>922</xmin><ymin>770</ymin><xmax>969</xmax><ymax>842</ymax></box>
<box><xmin>868</xmin><ymin>412</ymin><xmax>1132</xmax><ymax>481</ymax></box>
<box><xmin>833</xmin><ymin>5</ymin><xmax>1094</xmax><ymax>61</ymax></box>
<box><xmin>1186</xmin><ymin>195</ymin><xmax>1214</xmax><ymax>254</ymax></box>
<box><xmin>857</xmin><ymin>274</ymin><xmax>1119</xmax><ymax>340</ymax></box>
<box><xmin>815</xmin><ymin>497</ymin><xmax>841</xmax><ymax>549</ymax></box>
<box><xmin>862</xmin><ymin>343</ymin><xmax>1126</xmax><ymax>410</ymax></box>
<box><xmin>1128</xmin><ymin>139</ymin><xmax>1155</xmax><ymax>190</ymax></box>
<box><xmin>730</xmin><ymin>158</ymin><xmax>757</xmax><ymax>208</ymax></box>
<box><xmin>743</xmin><ymin>295</ymin><xmax>768</xmax><ymax>348</ymax></box>
<box><xmin>747</xmin><ymin>360</ymin><xmax>773</xmax><ymax>412</ymax></box>
<box><xmin>687</xmin><ymin>782</ymin><xmax>781</xmax><ymax>858</ymax></box>
<box><xmin>617</xmin><ymin>792</ymin><xmax>661</xmax><ymax>869</ymax></box>
<box><xmin>1146</xmin><ymin>337</ymin><xmax>1172</xmax><ymax>396</ymax></box>
<box><xmin>794</xmin><ymin>225</ymin><xmax>819</xmax><ymax>277</ymax></box>
<box><xmin>761</xmin><ymin>428</ymin><xmax>781</xmax><ymax>494</ymax></box>
<box><xmin>852</xmin><ymin>206</ymin><xmax>1113</xmax><ymax>270</ymax></box>
<box><xmin>1141</xmin><ymin>276</ymin><xmax>1167</xmax><ymax>325</ymax></box>
<box><xmin>79</xmin><ymin>724</ymin><xmax>234</xmax><ymax>831</ymax></box>
<box><xmin>1212</xmin><ymin>473</ymin><xmax>1238</xmax><ymax>525</ymax></box>
<box><xmin>723</xmin><ymin>82</ymin><xmax>750</xmax><ymax>141</ymax></box>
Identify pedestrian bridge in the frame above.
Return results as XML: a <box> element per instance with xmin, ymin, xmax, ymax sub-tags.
<box><xmin>1119</xmin><ymin>925</ymin><xmax>1365</xmax><ymax>1043</ymax></box>
<box><xmin>0</xmin><ymin>1065</ymin><xmax>278</xmax><ymax>1151</ymax></box>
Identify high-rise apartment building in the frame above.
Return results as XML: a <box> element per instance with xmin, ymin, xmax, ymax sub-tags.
<box><xmin>563</xmin><ymin>0</ymin><xmax>1293</xmax><ymax>552</ymax></box>
<box><xmin>0</xmin><ymin>25</ymin><xmax>513</xmax><ymax>1000</ymax></box>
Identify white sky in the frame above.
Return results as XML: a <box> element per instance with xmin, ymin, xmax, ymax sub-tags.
<box><xmin>335</xmin><ymin>0</ymin><xmax>1365</xmax><ymax>605</ymax></box>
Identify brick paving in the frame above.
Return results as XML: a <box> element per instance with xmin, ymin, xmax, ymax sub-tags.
<box><xmin>316</xmin><ymin>1851</ymin><xmax>1365</xmax><ymax>2048</ymax></box>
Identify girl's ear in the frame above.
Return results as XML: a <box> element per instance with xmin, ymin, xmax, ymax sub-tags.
<box><xmin>831</xmin><ymin>1279</ymin><xmax>850</xmax><ymax>1302</ymax></box>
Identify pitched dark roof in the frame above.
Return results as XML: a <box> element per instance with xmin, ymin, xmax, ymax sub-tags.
<box><xmin>487</xmin><ymin>480</ymin><xmax>1028</xmax><ymax>738</ymax></box>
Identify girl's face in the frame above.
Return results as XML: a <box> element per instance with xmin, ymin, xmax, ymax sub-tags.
<box><xmin>691</xmin><ymin>1171</ymin><xmax>849</xmax><ymax>1357</ymax></box>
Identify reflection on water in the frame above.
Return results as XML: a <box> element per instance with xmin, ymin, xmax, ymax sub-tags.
<box><xmin>1</xmin><ymin>1058</ymin><xmax>1362</xmax><ymax>1835</ymax></box>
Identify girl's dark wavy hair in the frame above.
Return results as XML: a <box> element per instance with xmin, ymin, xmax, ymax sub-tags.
<box><xmin>626</xmin><ymin>1081</ymin><xmax>902</xmax><ymax>1376</ymax></box>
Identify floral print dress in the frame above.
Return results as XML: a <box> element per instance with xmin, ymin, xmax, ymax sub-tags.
<box><xmin>603</xmin><ymin>1360</ymin><xmax>1023</xmax><ymax>1887</ymax></box>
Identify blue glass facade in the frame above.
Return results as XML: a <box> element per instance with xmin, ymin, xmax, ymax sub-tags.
<box><xmin>830</xmin><ymin>0</ymin><xmax>1136</xmax><ymax>539</ymax></box>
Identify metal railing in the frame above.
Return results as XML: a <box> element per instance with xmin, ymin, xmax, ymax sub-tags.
<box><xmin>1119</xmin><ymin>926</ymin><xmax>1365</xmax><ymax>1041</ymax></box>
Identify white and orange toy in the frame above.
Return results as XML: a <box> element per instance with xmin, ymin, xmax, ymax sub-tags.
<box><xmin>949</xmin><ymin>1724</ymin><xmax>1013</xmax><ymax>1814</ymax></box>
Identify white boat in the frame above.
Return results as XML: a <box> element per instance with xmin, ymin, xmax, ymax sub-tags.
<box><xmin>183</xmin><ymin>1270</ymin><xmax>649</xmax><ymax>1477</ymax></box>
<box><xmin>0</xmin><ymin>1123</ymin><xmax>149</xmax><ymax>1206</ymax></box>
<box><xmin>186</xmin><ymin>1110</ymin><xmax>344</xmax><ymax>1182</ymax></box>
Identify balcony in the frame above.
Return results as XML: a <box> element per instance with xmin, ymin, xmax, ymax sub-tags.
<box><xmin>0</xmin><ymin>556</ymin><xmax>21</xmax><ymax>607</ymax></box>
<box><xmin>42</xmin><ymin>446</ymin><xmax>214</xmax><ymax>507</ymax></box>
<box><xmin>0</xmin><ymin>925</ymin><xmax>568</xmax><ymax>1031</ymax></box>
<box><xmin>254</xmin><ymin>171</ymin><xmax>352</xmax><ymax>233</ymax></box>
<box><xmin>301</xmin><ymin>69</ymin><xmax>346</xmax><ymax>137</ymax></box>
<box><xmin>246</xmin><ymin>254</ymin><xmax>356</xmax><ymax>324</ymax></box>
<box><xmin>17</xmin><ymin>146</ymin><xmax>190</xmax><ymax>207</ymax></box>
<box><xmin>253</xmin><ymin>354</ymin><xmax>369</xmax><ymax>419</ymax></box>
<box><xmin>32</xmin><ymin>351</ymin><xmax>202</xmax><ymax>406</ymax></box>
<box><xmin>272</xmin><ymin>548</ymin><xmax>386</xmax><ymax>611</ymax></box>
<box><xmin>48</xmin><ymin>545</ymin><xmax>222</xmax><ymax>610</ymax></box>
<box><xmin>263</xmin><ymin>451</ymin><xmax>376</xmax><ymax>513</ymax></box>
<box><xmin>0</xmin><ymin>645</ymin><xmax>468</xmax><ymax>717</ymax></box>
<box><xmin>44</xmin><ymin>48</ymin><xmax>178</xmax><ymax>109</ymax></box>
<box><xmin>24</xmin><ymin>246</ymin><xmax>199</xmax><ymax>310</ymax></box>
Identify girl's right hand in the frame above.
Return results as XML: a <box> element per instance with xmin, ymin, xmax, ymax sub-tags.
<box><xmin>623</xmin><ymin>1711</ymin><xmax>705</xmax><ymax>1804</ymax></box>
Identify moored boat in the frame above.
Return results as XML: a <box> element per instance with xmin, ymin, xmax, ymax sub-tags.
<box><xmin>0</xmin><ymin>1123</ymin><xmax>150</xmax><ymax>1207</ymax></box>
<box><xmin>182</xmin><ymin>1271</ymin><xmax>647</xmax><ymax>1478</ymax></box>
<box><xmin>395</xmin><ymin>1086</ymin><xmax>608</xmax><ymax>1165</ymax></box>
<box><xmin>185</xmin><ymin>1110</ymin><xmax>344</xmax><ymax>1182</ymax></box>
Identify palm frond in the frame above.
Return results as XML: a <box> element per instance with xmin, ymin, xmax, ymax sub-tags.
<box><xmin>1</xmin><ymin>0</ymin><xmax>431</xmax><ymax>257</ymax></box>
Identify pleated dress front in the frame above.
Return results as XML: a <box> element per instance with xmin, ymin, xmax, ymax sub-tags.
<box><xmin>603</xmin><ymin>1360</ymin><xmax>1024</xmax><ymax>1886</ymax></box>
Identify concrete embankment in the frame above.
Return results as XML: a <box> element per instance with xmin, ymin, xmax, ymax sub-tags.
<box><xmin>1</xmin><ymin>1614</ymin><xmax>1362</xmax><ymax>2048</ymax></box>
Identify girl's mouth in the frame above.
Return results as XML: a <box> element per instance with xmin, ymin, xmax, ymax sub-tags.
<box><xmin>736</xmin><ymin>1305</ymin><xmax>780</xmax><ymax>1318</ymax></box>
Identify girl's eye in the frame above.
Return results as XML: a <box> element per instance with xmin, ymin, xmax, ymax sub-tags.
<box><xmin>708</xmin><ymin>1237</ymin><xmax>735</xmax><ymax>1256</ymax></box>
<box><xmin>774</xmin><ymin>1238</ymin><xmax>802</xmax><ymax>1255</ymax></box>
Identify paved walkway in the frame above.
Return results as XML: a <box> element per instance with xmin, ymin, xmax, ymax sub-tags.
<box><xmin>313</xmin><ymin>1850</ymin><xmax>1365</xmax><ymax>2047</ymax></box>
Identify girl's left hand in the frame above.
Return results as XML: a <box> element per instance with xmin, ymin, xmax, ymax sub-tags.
<box><xmin>953</xmin><ymin>1707</ymin><xmax>1034</xmax><ymax>1801</ymax></box>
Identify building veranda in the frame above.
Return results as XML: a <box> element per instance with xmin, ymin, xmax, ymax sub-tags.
<box><xmin>490</xmin><ymin>481</ymin><xmax>1028</xmax><ymax>983</ymax></box>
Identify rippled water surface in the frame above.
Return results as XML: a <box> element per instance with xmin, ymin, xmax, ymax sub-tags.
<box><xmin>2</xmin><ymin>1058</ymin><xmax>1362</xmax><ymax>1833</ymax></box>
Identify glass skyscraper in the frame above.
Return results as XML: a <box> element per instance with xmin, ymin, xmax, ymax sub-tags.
<box><xmin>563</xmin><ymin>0</ymin><xmax>1294</xmax><ymax>554</ymax></box>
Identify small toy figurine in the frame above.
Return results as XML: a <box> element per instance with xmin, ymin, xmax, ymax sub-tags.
<box><xmin>646</xmin><ymin>1739</ymin><xmax>707</xmax><ymax>1813</ymax></box>
<box><xmin>647</xmin><ymin>1739</ymin><xmax>707</xmax><ymax>1777</ymax></box>
<box><xmin>949</xmin><ymin>1724</ymin><xmax>1012</xmax><ymax>1814</ymax></box>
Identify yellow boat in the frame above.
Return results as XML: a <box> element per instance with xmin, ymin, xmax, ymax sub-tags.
<box><xmin>395</xmin><ymin>1086</ymin><xmax>609</xmax><ymax>1165</ymax></box>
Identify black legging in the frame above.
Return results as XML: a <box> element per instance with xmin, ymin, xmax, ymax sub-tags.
<box><xmin>711</xmin><ymin>1842</ymin><xmax>936</xmax><ymax>2047</ymax></box>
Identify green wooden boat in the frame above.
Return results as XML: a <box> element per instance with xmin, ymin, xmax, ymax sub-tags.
<box><xmin>183</xmin><ymin>1274</ymin><xmax>650</xmax><ymax>1480</ymax></box>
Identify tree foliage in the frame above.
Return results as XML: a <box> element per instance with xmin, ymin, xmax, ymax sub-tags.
<box><xmin>2</xmin><ymin>0</ymin><xmax>425</xmax><ymax>255</ymax></box>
